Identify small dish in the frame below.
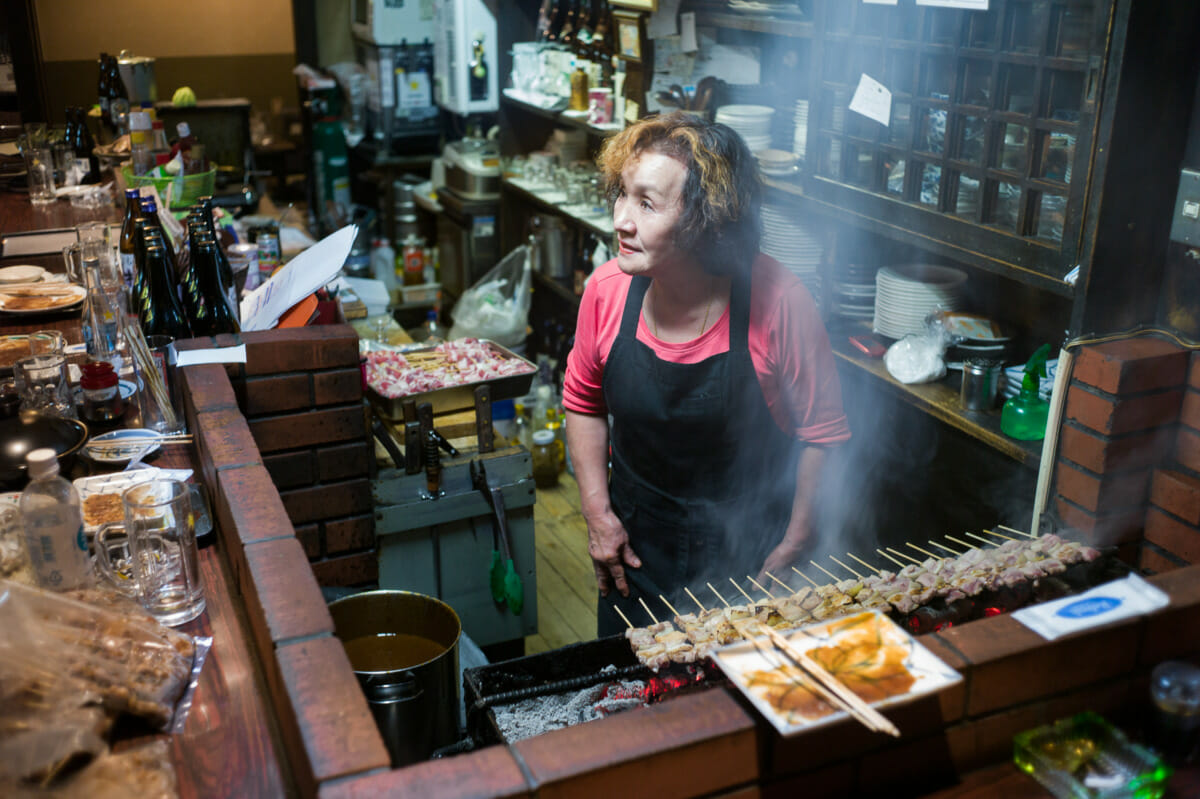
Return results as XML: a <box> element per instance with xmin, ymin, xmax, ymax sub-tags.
<box><xmin>0</xmin><ymin>265</ymin><xmax>46</xmax><ymax>285</ymax></box>
<box><xmin>83</xmin><ymin>428</ymin><xmax>161</xmax><ymax>465</ymax></box>
<box><xmin>73</xmin><ymin>467</ymin><xmax>194</xmax><ymax>533</ymax></box>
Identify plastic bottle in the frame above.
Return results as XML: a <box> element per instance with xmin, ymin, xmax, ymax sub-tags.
<box><xmin>20</xmin><ymin>448</ymin><xmax>91</xmax><ymax>590</ymax></box>
<box><xmin>129</xmin><ymin>111</ymin><xmax>154</xmax><ymax>176</ymax></box>
<box><xmin>150</xmin><ymin>120</ymin><xmax>171</xmax><ymax>166</ymax></box>
<box><xmin>422</xmin><ymin>309</ymin><xmax>445</xmax><ymax>343</ymax></box>
<box><xmin>371</xmin><ymin>237</ymin><xmax>397</xmax><ymax>292</ymax></box>
<box><xmin>512</xmin><ymin>402</ymin><xmax>532</xmax><ymax>450</ymax></box>
<box><xmin>1001</xmin><ymin>344</ymin><xmax>1052</xmax><ymax>441</ymax></box>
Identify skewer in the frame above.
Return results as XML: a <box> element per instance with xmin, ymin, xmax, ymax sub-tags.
<box><xmin>945</xmin><ymin>535</ymin><xmax>979</xmax><ymax>550</ymax></box>
<box><xmin>998</xmin><ymin>524</ymin><xmax>1037</xmax><ymax>539</ymax></box>
<box><xmin>791</xmin><ymin>567</ymin><xmax>820</xmax><ymax>588</ymax></box>
<box><xmin>829</xmin><ymin>556</ymin><xmax>864</xmax><ymax>580</ymax></box>
<box><xmin>746</xmin><ymin>575</ymin><xmax>775</xmax><ymax>599</ymax></box>
<box><xmin>685</xmin><ymin>586</ymin><xmax>707</xmax><ymax>612</ymax></box>
<box><xmin>659</xmin><ymin>594</ymin><xmax>681</xmax><ymax>618</ymax></box>
<box><xmin>612</xmin><ymin>604</ymin><xmax>634</xmax><ymax>630</ymax></box>
<box><xmin>885</xmin><ymin>547</ymin><xmax>922</xmax><ymax>565</ymax></box>
<box><xmin>982</xmin><ymin>528</ymin><xmax>1017</xmax><ymax>541</ymax></box>
<box><xmin>729</xmin><ymin>577</ymin><xmax>756</xmax><ymax>604</ymax></box>
<box><xmin>764</xmin><ymin>571</ymin><xmax>793</xmax><ymax>592</ymax></box>
<box><xmin>906</xmin><ymin>542</ymin><xmax>945</xmax><ymax>561</ymax></box>
<box><xmin>929</xmin><ymin>539</ymin><xmax>964</xmax><ymax>557</ymax></box>
<box><xmin>638</xmin><ymin>597</ymin><xmax>659</xmax><ymax>625</ymax></box>
<box><xmin>809</xmin><ymin>560</ymin><xmax>841</xmax><ymax>583</ymax></box>
<box><xmin>847</xmin><ymin>552</ymin><xmax>882</xmax><ymax>575</ymax></box>
<box><xmin>707</xmin><ymin>582</ymin><xmax>731</xmax><ymax>608</ymax></box>
<box><xmin>876</xmin><ymin>548</ymin><xmax>907</xmax><ymax>568</ymax></box>
<box><xmin>745</xmin><ymin>621</ymin><xmax>901</xmax><ymax>737</ymax></box>
<box><xmin>964</xmin><ymin>532</ymin><xmax>1001</xmax><ymax>548</ymax></box>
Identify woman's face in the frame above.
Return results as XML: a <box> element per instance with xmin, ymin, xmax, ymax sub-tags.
<box><xmin>612</xmin><ymin>151</ymin><xmax>689</xmax><ymax>278</ymax></box>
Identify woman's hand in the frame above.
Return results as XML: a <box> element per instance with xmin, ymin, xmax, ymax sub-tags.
<box><xmin>757</xmin><ymin>538</ymin><xmax>807</xmax><ymax>586</ymax></box>
<box><xmin>585</xmin><ymin>509</ymin><xmax>642</xmax><ymax>597</ymax></box>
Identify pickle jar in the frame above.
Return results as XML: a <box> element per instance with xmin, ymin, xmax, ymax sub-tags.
<box><xmin>531</xmin><ymin>429</ymin><xmax>559</xmax><ymax>488</ymax></box>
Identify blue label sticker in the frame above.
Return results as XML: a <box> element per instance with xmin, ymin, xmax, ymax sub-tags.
<box><xmin>76</xmin><ymin>525</ymin><xmax>87</xmax><ymax>551</ymax></box>
<box><xmin>1056</xmin><ymin>596</ymin><xmax>1121</xmax><ymax>619</ymax></box>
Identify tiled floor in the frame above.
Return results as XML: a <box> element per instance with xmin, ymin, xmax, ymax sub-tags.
<box><xmin>526</xmin><ymin>472</ymin><xmax>599</xmax><ymax>653</ymax></box>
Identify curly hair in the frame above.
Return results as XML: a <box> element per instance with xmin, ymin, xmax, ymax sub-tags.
<box><xmin>596</xmin><ymin>111</ymin><xmax>763</xmax><ymax>277</ymax></box>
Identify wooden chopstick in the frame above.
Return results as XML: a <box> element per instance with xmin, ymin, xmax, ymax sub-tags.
<box><xmin>736</xmin><ymin>619</ymin><xmax>900</xmax><ymax>737</ymax></box>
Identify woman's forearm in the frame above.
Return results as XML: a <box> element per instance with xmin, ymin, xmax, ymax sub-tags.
<box><xmin>565</xmin><ymin>410</ymin><xmax>612</xmax><ymax>521</ymax></box>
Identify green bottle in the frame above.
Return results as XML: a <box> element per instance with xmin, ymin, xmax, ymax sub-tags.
<box><xmin>1001</xmin><ymin>344</ymin><xmax>1052</xmax><ymax>441</ymax></box>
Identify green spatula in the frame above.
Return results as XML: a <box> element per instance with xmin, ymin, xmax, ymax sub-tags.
<box><xmin>492</xmin><ymin>486</ymin><xmax>524</xmax><ymax>615</ymax></box>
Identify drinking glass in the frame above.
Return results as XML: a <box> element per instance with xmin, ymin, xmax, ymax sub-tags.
<box><xmin>20</xmin><ymin>141</ymin><xmax>56</xmax><ymax>204</ymax></box>
<box><xmin>135</xmin><ymin>335</ymin><xmax>185</xmax><ymax>435</ymax></box>
<box><xmin>28</xmin><ymin>329</ymin><xmax>65</xmax><ymax>356</ymax></box>
<box><xmin>13</xmin><ymin>353</ymin><xmax>75</xmax><ymax>419</ymax></box>
<box><xmin>115</xmin><ymin>480</ymin><xmax>204</xmax><ymax>626</ymax></box>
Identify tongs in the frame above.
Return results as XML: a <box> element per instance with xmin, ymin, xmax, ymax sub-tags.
<box><xmin>470</xmin><ymin>459</ymin><xmax>524</xmax><ymax>613</ymax></box>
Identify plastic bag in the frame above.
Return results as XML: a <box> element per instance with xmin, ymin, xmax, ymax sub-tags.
<box><xmin>449</xmin><ymin>244</ymin><xmax>533</xmax><ymax>349</ymax></box>
<box><xmin>883</xmin><ymin>308</ymin><xmax>954</xmax><ymax>384</ymax></box>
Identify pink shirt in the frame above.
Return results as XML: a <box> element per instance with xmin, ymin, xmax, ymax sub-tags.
<box><xmin>563</xmin><ymin>255</ymin><xmax>851</xmax><ymax>446</ymax></box>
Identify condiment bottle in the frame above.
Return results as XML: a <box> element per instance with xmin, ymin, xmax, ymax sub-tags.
<box><xmin>402</xmin><ymin>234</ymin><xmax>425</xmax><ymax>286</ymax></box>
<box><xmin>79</xmin><ymin>360</ymin><xmax>124</xmax><ymax>423</ymax></box>
<box><xmin>569</xmin><ymin>59</ymin><xmax>589</xmax><ymax>111</ymax></box>
<box><xmin>531</xmin><ymin>429</ymin><xmax>559</xmax><ymax>488</ymax></box>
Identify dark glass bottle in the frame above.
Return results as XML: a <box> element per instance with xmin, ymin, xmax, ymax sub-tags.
<box><xmin>468</xmin><ymin>38</ymin><xmax>489</xmax><ymax>102</ymax></box>
<box><xmin>74</xmin><ymin>107</ymin><xmax>101</xmax><ymax>184</ymax></box>
<box><xmin>559</xmin><ymin>0</ymin><xmax>578</xmax><ymax>46</ymax></box>
<box><xmin>97</xmin><ymin>53</ymin><xmax>111</xmax><ymax>128</ymax></box>
<box><xmin>186</xmin><ymin>235</ymin><xmax>240</xmax><ymax>336</ymax></box>
<box><xmin>138</xmin><ymin>241</ymin><xmax>192</xmax><ymax>341</ymax></box>
<box><xmin>195</xmin><ymin>197</ymin><xmax>237</xmax><ymax>312</ymax></box>
<box><xmin>179</xmin><ymin>220</ymin><xmax>207</xmax><ymax>332</ymax></box>
<box><xmin>107</xmin><ymin>56</ymin><xmax>130</xmax><ymax>135</ymax></box>
<box><xmin>63</xmin><ymin>107</ymin><xmax>78</xmax><ymax>159</ymax></box>
<box><xmin>118</xmin><ymin>188</ymin><xmax>142</xmax><ymax>291</ymax></box>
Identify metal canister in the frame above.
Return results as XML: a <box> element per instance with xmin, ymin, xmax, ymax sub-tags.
<box><xmin>226</xmin><ymin>242</ymin><xmax>260</xmax><ymax>292</ymax></box>
<box><xmin>960</xmin><ymin>359</ymin><xmax>1003</xmax><ymax>411</ymax></box>
<box><xmin>249</xmin><ymin>223</ymin><xmax>281</xmax><ymax>282</ymax></box>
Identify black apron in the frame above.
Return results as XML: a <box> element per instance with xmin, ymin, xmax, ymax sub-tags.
<box><xmin>597</xmin><ymin>270</ymin><xmax>799</xmax><ymax>637</ymax></box>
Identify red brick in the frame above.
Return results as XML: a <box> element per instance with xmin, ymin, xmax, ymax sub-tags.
<box><xmin>325</xmin><ymin>515</ymin><xmax>375</xmax><ymax>554</ymax></box>
<box><xmin>1141</xmin><ymin>564</ymin><xmax>1200</xmax><ymax>663</ymax></box>
<box><xmin>295</xmin><ymin>523</ymin><xmax>322</xmax><ymax>559</ymax></box>
<box><xmin>317</xmin><ymin>745</ymin><xmax>530</xmax><ymax>799</ymax></box>
<box><xmin>857</xmin><ymin>733</ymin><xmax>959</xmax><ymax>795</ymax></box>
<box><xmin>310</xmin><ymin>551</ymin><xmax>379</xmax><ymax>586</ymax></box>
<box><xmin>242</xmin><ymin>537</ymin><xmax>334</xmax><ymax>656</ymax></box>
<box><xmin>1139</xmin><ymin>543</ymin><xmax>1187</xmax><ymax>575</ymax></box>
<box><xmin>281</xmin><ymin>479</ymin><xmax>372</xmax><ymax>524</ymax></box>
<box><xmin>312</xmin><ymin>368</ymin><xmax>363</xmax><ymax>406</ymax></box>
<box><xmin>316</xmin><ymin>441</ymin><xmax>372</xmax><ymax>482</ymax></box>
<box><xmin>243</xmin><ymin>326</ymin><xmax>360</xmax><ymax>376</ymax></box>
<box><xmin>1150</xmin><ymin>469</ymin><xmax>1200</xmax><ymax>525</ymax></box>
<box><xmin>762</xmin><ymin>762</ymin><xmax>855</xmax><ymax>799</ymax></box>
<box><xmin>215</xmin><ymin>464</ymin><xmax>297</xmax><ymax>546</ymax></box>
<box><xmin>179</xmin><ymin>364</ymin><xmax>240</xmax><ymax>414</ymax></box>
<box><xmin>1053</xmin><ymin>498</ymin><xmax>1144</xmax><ymax>547</ymax></box>
<box><xmin>1178</xmin><ymin>427</ymin><xmax>1200</xmax><ymax>473</ymax></box>
<box><xmin>243</xmin><ymin>373</ymin><xmax>312</xmax><ymax>416</ymax></box>
<box><xmin>263</xmin><ymin>450</ymin><xmax>316</xmax><ymax>490</ymax></box>
<box><xmin>1054</xmin><ymin>459</ymin><xmax>1151</xmax><ymax>513</ymax></box>
<box><xmin>1065</xmin><ymin>385</ymin><xmax>1183</xmax><ymax>435</ymax></box>
<box><xmin>1181</xmin><ymin>389</ymin><xmax>1200</xmax><ymax>431</ymax></box>
<box><xmin>193</xmin><ymin>407</ymin><xmax>262</xmax><ymax>489</ymax></box>
<box><xmin>249</xmin><ymin>406</ymin><xmax>366</xmax><ymax>453</ymax></box>
<box><xmin>1191</xmin><ymin>352</ymin><xmax>1200</xmax><ymax>391</ymax></box>
<box><xmin>1058</xmin><ymin>424</ymin><xmax>1174</xmax><ymax>474</ymax></box>
<box><xmin>1144</xmin><ymin>507</ymin><xmax>1200</xmax><ymax>564</ymax></box>
<box><xmin>1071</xmin><ymin>337</ymin><xmax>1189</xmax><ymax>395</ymax></box>
<box><xmin>274</xmin><ymin>636</ymin><xmax>390</xmax><ymax>795</ymax></box>
<box><xmin>512</xmin><ymin>688</ymin><xmax>757</xmax><ymax>799</ymax></box>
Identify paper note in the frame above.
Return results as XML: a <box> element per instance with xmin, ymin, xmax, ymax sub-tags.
<box><xmin>917</xmin><ymin>0</ymin><xmax>988</xmax><ymax>9</ymax></box>
<box><xmin>176</xmin><ymin>344</ymin><xmax>248</xmax><ymax>367</ymax></box>
<box><xmin>648</xmin><ymin>0</ymin><xmax>680</xmax><ymax>39</ymax></box>
<box><xmin>849</xmin><ymin>74</ymin><xmax>892</xmax><ymax>127</ymax></box>
<box><xmin>240</xmin><ymin>224</ymin><xmax>356</xmax><ymax>331</ymax></box>
<box><xmin>1012</xmin><ymin>575</ymin><xmax>1169</xmax><ymax>641</ymax></box>
<box><xmin>679</xmin><ymin>13</ymin><xmax>698</xmax><ymax>52</ymax></box>
<box><xmin>863</xmin><ymin>0</ymin><xmax>898</xmax><ymax>4</ymax></box>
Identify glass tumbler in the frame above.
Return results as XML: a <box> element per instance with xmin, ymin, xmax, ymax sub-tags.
<box><xmin>120</xmin><ymin>480</ymin><xmax>205</xmax><ymax>626</ymax></box>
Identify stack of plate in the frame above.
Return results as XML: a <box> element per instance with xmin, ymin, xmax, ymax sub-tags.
<box><xmin>873</xmin><ymin>264</ymin><xmax>967</xmax><ymax>340</ymax></box>
<box><xmin>761</xmin><ymin>203</ymin><xmax>823</xmax><ymax>298</ymax></box>
<box><xmin>831</xmin><ymin>264</ymin><xmax>878</xmax><ymax>320</ymax></box>
<box><xmin>793</xmin><ymin>99</ymin><xmax>809</xmax><ymax>160</ymax></box>
<box><xmin>716</xmin><ymin>104</ymin><xmax>774</xmax><ymax>153</ymax></box>
<box><xmin>756</xmin><ymin>149</ymin><xmax>798</xmax><ymax>177</ymax></box>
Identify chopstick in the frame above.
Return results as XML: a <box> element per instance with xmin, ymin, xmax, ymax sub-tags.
<box><xmin>737</xmin><ymin>619</ymin><xmax>900</xmax><ymax>737</ymax></box>
<box><xmin>87</xmin><ymin>435</ymin><xmax>192</xmax><ymax>448</ymax></box>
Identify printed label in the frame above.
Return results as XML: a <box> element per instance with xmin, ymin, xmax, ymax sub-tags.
<box><xmin>1056</xmin><ymin>596</ymin><xmax>1121</xmax><ymax>619</ymax></box>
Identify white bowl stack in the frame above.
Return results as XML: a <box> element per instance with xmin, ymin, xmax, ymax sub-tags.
<box><xmin>761</xmin><ymin>203</ymin><xmax>823</xmax><ymax>299</ymax></box>
<box><xmin>793</xmin><ymin>99</ymin><xmax>809</xmax><ymax>160</ymax></box>
<box><xmin>873</xmin><ymin>264</ymin><xmax>968</xmax><ymax>339</ymax></box>
<box><xmin>716</xmin><ymin>104</ymin><xmax>775</xmax><ymax>153</ymax></box>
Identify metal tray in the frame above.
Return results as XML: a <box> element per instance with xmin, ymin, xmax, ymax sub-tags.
<box><xmin>366</xmin><ymin>340</ymin><xmax>536</xmax><ymax>420</ymax></box>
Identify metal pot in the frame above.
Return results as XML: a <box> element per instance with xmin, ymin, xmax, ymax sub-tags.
<box><xmin>531</xmin><ymin>214</ymin><xmax>574</xmax><ymax>280</ymax></box>
<box><xmin>960</xmin><ymin>359</ymin><xmax>1003</xmax><ymax>411</ymax></box>
<box><xmin>328</xmin><ymin>590</ymin><xmax>461</xmax><ymax>767</ymax></box>
<box><xmin>116</xmin><ymin>50</ymin><xmax>157</xmax><ymax>105</ymax></box>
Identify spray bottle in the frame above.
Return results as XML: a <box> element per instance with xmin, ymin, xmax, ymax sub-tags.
<box><xmin>1001</xmin><ymin>343</ymin><xmax>1052</xmax><ymax>441</ymax></box>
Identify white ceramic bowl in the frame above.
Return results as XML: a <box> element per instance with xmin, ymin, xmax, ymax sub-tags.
<box><xmin>0</xmin><ymin>265</ymin><xmax>46</xmax><ymax>285</ymax></box>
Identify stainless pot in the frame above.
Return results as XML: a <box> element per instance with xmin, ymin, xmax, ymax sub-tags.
<box><xmin>329</xmin><ymin>590</ymin><xmax>461</xmax><ymax>766</ymax></box>
<box><xmin>116</xmin><ymin>50</ymin><xmax>157</xmax><ymax>104</ymax></box>
<box><xmin>531</xmin><ymin>214</ymin><xmax>574</xmax><ymax>280</ymax></box>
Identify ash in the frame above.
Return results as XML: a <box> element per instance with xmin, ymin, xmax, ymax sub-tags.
<box><xmin>493</xmin><ymin>665</ymin><xmax>648</xmax><ymax>743</ymax></box>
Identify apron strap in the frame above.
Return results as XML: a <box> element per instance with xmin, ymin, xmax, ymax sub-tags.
<box><xmin>728</xmin><ymin>267</ymin><xmax>752</xmax><ymax>353</ymax></box>
<box><xmin>619</xmin><ymin>275</ymin><xmax>652</xmax><ymax>339</ymax></box>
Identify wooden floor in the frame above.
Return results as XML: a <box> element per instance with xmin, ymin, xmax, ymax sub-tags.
<box><xmin>525</xmin><ymin>472</ymin><xmax>599</xmax><ymax>654</ymax></box>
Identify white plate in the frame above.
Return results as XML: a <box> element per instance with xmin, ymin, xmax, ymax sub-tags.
<box><xmin>73</xmin><ymin>467</ymin><xmax>194</xmax><ymax>532</ymax></box>
<box><xmin>83</xmin><ymin>428</ymin><xmax>162</xmax><ymax>465</ymax></box>
<box><xmin>710</xmin><ymin>611</ymin><xmax>962</xmax><ymax>737</ymax></box>
<box><xmin>0</xmin><ymin>283</ymin><xmax>86</xmax><ymax>314</ymax></box>
<box><xmin>0</xmin><ymin>265</ymin><xmax>46</xmax><ymax>285</ymax></box>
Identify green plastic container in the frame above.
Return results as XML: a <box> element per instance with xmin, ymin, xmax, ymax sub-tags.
<box><xmin>1002</xmin><ymin>343</ymin><xmax>1052</xmax><ymax>441</ymax></box>
<box><xmin>122</xmin><ymin>165</ymin><xmax>217</xmax><ymax>209</ymax></box>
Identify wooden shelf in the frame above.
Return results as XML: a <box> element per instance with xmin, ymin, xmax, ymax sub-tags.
<box><xmin>502</xmin><ymin>179</ymin><xmax>614</xmax><ymax>239</ymax></box>
<box><xmin>828</xmin><ymin>322</ymin><xmax>1041</xmax><ymax>467</ymax></box>
<box><xmin>500</xmin><ymin>93</ymin><xmax>623</xmax><ymax>139</ymax></box>
<box><xmin>692</xmin><ymin>9</ymin><xmax>813</xmax><ymax>38</ymax></box>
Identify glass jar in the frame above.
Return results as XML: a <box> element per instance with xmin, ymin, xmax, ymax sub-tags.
<box><xmin>531</xmin><ymin>429</ymin><xmax>559</xmax><ymax>488</ymax></box>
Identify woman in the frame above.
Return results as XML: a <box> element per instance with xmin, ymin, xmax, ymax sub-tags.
<box><xmin>562</xmin><ymin>111</ymin><xmax>850</xmax><ymax>637</ymax></box>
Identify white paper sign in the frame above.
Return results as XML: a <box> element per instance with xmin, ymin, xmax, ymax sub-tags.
<box><xmin>849</xmin><ymin>73</ymin><xmax>892</xmax><ymax>127</ymax></box>
<box><xmin>1012</xmin><ymin>574</ymin><xmax>1170</xmax><ymax>641</ymax></box>
<box><xmin>176</xmin><ymin>345</ymin><xmax>248</xmax><ymax>367</ymax></box>
<box><xmin>240</xmin><ymin>225</ymin><xmax>357</xmax><ymax>332</ymax></box>
<box><xmin>679</xmin><ymin>12</ymin><xmax>698</xmax><ymax>53</ymax></box>
<box><xmin>917</xmin><ymin>0</ymin><xmax>988</xmax><ymax>9</ymax></box>
<box><xmin>648</xmin><ymin>0</ymin><xmax>680</xmax><ymax>39</ymax></box>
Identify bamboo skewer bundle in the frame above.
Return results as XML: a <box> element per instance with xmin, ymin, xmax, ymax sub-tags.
<box><xmin>119</xmin><ymin>315</ymin><xmax>179</xmax><ymax>431</ymax></box>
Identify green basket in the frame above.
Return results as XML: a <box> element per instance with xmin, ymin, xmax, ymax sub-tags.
<box><xmin>121</xmin><ymin>165</ymin><xmax>217</xmax><ymax>209</ymax></box>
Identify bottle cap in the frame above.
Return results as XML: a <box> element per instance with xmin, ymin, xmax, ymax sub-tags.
<box><xmin>25</xmin><ymin>448</ymin><xmax>60</xmax><ymax>480</ymax></box>
<box><xmin>176</xmin><ymin>121</ymin><xmax>191</xmax><ymax>138</ymax></box>
<box><xmin>532</xmin><ymin>430</ymin><xmax>555</xmax><ymax>446</ymax></box>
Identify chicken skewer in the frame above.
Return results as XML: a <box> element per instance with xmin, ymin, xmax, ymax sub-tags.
<box><xmin>847</xmin><ymin>552</ymin><xmax>882</xmax><ymax>575</ymax></box>
<box><xmin>830</xmin><ymin>556</ymin><xmax>865</xmax><ymax>580</ymax></box>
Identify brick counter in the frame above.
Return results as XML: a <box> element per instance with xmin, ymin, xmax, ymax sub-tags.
<box><xmin>182</xmin><ymin>331</ymin><xmax>1200</xmax><ymax>798</ymax></box>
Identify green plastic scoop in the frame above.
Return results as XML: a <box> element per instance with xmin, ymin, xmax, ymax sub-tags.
<box><xmin>491</xmin><ymin>486</ymin><xmax>524</xmax><ymax>614</ymax></box>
